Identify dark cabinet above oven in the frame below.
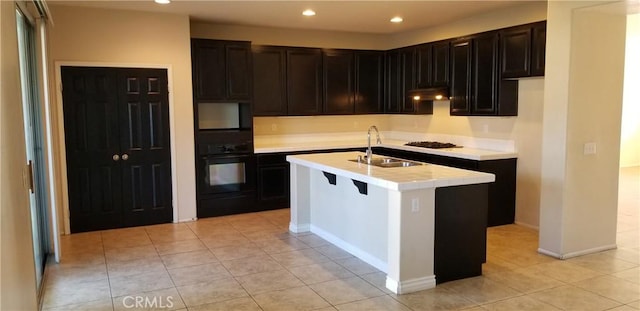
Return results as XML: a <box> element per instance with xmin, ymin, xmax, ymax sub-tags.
<box><xmin>191</xmin><ymin>39</ymin><xmax>252</xmax><ymax>102</ymax></box>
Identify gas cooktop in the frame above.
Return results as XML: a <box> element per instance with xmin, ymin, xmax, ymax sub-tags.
<box><xmin>405</xmin><ymin>141</ymin><xmax>460</xmax><ymax>149</ymax></box>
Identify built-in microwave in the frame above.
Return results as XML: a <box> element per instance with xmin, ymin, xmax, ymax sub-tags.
<box><xmin>197</xmin><ymin>102</ymin><xmax>251</xmax><ymax>131</ymax></box>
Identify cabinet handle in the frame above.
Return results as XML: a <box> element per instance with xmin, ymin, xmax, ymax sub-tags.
<box><xmin>113</xmin><ymin>154</ymin><xmax>120</xmax><ymax>161</ymax></box>
<box><xmin>122</xmin><ymin>154</ymin><xmax>129</xmax><ymax>161</ymax></box>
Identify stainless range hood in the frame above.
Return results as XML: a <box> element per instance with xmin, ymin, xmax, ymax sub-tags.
<box><xmin>407</xmin><ymin>87</ymin><xmax>450</xmax><ymax>101</ymax></box>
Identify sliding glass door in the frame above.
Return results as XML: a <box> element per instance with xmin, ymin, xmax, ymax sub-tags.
<box><xmin>16</xmin><ymin>6</ymin><xmax>49</xmax><ymax>291</ymax></box>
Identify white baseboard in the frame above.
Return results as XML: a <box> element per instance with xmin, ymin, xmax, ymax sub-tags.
<box><xmin>386</xmin><ymin>275</ymin><xmax>436</xmax><ymax>294</ymax></box>
<box><xmin>289</xmin><ymin>222</ymin><xmax>310</xmax><ymax>233</ymax></box>
<box><xmin>178</xmin><ymin>218</ymin><xmax>197</xmax><ymax>223</ymax></box>
<box><xmin>310</xmin><ymin>224</ymin><xmax>388</xmax><ymax>273</ymax></box>
<box><xmin>538</xmin><ymin>244</ymin><xmax>617</xmax><ymax>259</ymax></box>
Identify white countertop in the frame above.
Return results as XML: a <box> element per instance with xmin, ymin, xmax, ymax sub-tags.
<box><xmin>287</xmin><ymin>151</ymin><xmax>495</xmax><ymax>191</ymax></box>
<box><xmin>255</xmin><ymin>134</ymin><xmax>517</xmax><ymax>161</ymax></box>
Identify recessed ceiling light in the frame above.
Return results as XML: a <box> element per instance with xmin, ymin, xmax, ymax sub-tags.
<box><xmin>154</xmin><ymin>0</ymin><xmax>170</xmax><ymax>4</ymax></box>
<box><xmin>302</xmin><ymin>9</ymin><xmax>316</xmax><ymax>17</ymax></box>
<box><xmin>390</xmin><ymin>16</ymin><xmax>403</xmax><ymax>23</ymax></box>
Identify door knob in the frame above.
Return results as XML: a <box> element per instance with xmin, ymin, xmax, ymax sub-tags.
<box><xmin>122</xmin><ymin>154</ymin><xmax>129</xmax><ymax>161</ymax></box>
<box><xmin>113</xmin><ymin>154</ymin><xmax>120</xmax><ymax>161</ymax></box>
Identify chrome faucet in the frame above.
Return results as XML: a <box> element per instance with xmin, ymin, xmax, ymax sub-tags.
<box><xmin>365</xmin><ymin>125</ymin><xmax>382</xmax><ymax>163</ymax></box>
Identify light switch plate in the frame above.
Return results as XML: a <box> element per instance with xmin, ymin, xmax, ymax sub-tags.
<box><xmin>584</xmin><ymin>142</ymin><xmax>597</xmax><ymax>155</ymax></box>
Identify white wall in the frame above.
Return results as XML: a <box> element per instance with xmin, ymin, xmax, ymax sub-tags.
<box><xmin>191</xmin><ymin>22</ymin><xmax>388</xmax><ymax>50</ymax></box>
<box><xmin>47</xmin><ymin>5</ymin><xmax>197</xmax><ymax>228</ymax></box>
<box><xmin>387</xmin><ymin>79</ymin><xmax>545</xmax><ymax>227</ymax></box>
<box><xmin>0</xmin><ymin>1</ymin><xmax>38</xmax><ymax>309</ymax></box>
<box><xmin>620</xmin><ymin>14</ymin><xmax>640</xmax><ymax>168</ymax></box>
<box><xmin>539</xmin><ymin>1</ymin><xmax>626</xmax><ymax>258</ymax></box>
<box><xmin>390</xmin><ymin>1</ymin><xmax>547</xmax><ymax>48</ymax></box>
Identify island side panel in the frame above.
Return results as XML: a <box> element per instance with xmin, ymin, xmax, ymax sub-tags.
<box><xmin>289</xmin><ymin>163</ymin><xmax>311</xmax><ymax>233</ymax></box>
<box><xmin>386</xmin><ymin>188</ymin><xmax>437</xmax><ymax>294</ymax></box>
<box><xmin>309</xmin><ymin>170</ymin><xmax>389</xmax><ymax>271</ymax></box>
<box><xmin>434</xmin><ymin>183</ymin><xmax>489</xmax><ymax>284</ymax></box>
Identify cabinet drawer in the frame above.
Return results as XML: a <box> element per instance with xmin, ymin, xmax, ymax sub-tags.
<box><xmin>257</xmin><ymin>153</ymin><xmax>288</xmax><ymax>166</ymax></box>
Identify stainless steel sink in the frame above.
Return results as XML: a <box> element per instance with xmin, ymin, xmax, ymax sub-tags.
<box><xmin>349</xmin><ymin>156</ymin><xmax>423</xmax><ymax>168</ymax></box>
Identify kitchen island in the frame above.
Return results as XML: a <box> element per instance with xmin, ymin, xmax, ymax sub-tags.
<box><xmin>287</xmin><ymin>151</ymin><xmax>495</xmax><ymax>294</ymax></box>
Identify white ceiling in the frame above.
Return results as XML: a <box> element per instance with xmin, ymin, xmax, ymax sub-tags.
<box><xmin>48</xmin><ymin>0</ymin><xmax>542</xmax><ymax>34</ymax></box>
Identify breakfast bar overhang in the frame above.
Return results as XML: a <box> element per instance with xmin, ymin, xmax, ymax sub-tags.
<box><xmin>287</xmin><ymin>151</ymin><xmax>496</xmax><ymax>294</ymax></box>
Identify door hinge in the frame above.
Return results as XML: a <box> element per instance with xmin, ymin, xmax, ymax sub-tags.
<box><xmin>27</xmin><ymin>160</ymin><xmax>35</xmax><ymax>194</ymax></box>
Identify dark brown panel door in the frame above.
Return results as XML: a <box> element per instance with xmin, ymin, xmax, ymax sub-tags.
<box><xmin>225</xmin><ymin>43</ymin><xmax>252</xmax><ymax>99</ymax></box>
<box><xmin>432</xmin><ymin>41</ymin><xmax>450</xmax><ymax>87</ymax></box>
<box><xmin>117</xmin><ymin>69</ymin><xmax>172</xmax><ymax>227</ymax></box>
<box><xmin>62</xmin><ymin>67</ymin><xmax>122</xmax><ymax>232</ymax></box>
<box><xmin>472</xmin><ymin>32</ymin><xmax>499</xmax><ymax>115</ymax></box>
<box><xmin>531</xmin><ymin>22</ymin><xmax>546</xmax><ymax>76</ymax></box>
<box><xmin>287</xmin><ymin>48</ymin><xmax>323</xmax><ymax>115</ymax></box>
<box><xmin>355</xmin><ymin>51</ymin><xmax>384</xmax><ymax>114</ymax></box>
<box><xmin>385</xmin><ymin>50</ymin><xmax>401</xmax><ymax>113</ymax></box>
<box><xmin>416</xmin><ymin>43</ymin><xmax>433</xmax><ymax>88</ymax></box>
<box><xmin>191</xmin><ymin>39</ymin><xmax>226</xmax><ymax>101</ymax></box>
<box><xmin>323</xmin><ymin>50</ymin><xmax>355</xmax><ymax>114</ymax></box>
<box><xmin>252</xmin><ymin>46</ymin><xmax>287</xmax><ymax>116</ymax></box>
<box><xmin>450</xmin><ymin>39</ymin><xmax>472</xmax><ymax>115</ymax></box>
<box><xmin>400</xmin><ymin>47</ymin><xmax>416</xmax><ymax>113</ymax></box>
<box><xmin>500</xmin><ymin>26</ymin><xmax>531</xmax><ymax>78</ymax></box>
<box><xmin>62</xmin><ymin>67</ymin><xmax>172</xmax><ymax>232</ymax></box>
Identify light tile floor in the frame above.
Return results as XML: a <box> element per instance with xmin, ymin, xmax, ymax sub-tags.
<box><xmin>42</xmin><ymin>168</ymin><xmax>639</xmax><ymax>310</ymax></box>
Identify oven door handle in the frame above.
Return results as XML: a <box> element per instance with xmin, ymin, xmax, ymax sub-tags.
<box><xmin>201</xmin><ymin>154</ymin><xmax>251</xmax><ymax>160</ymax></box>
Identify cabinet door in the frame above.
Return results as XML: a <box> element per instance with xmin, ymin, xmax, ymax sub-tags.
<box><xmin>472</xmin><ymin>32</ymin><xmax>499</xmax><ymax>115</ymax></box>
<box><xmin>416</xmin><ymin>43</ymin><xmax>432</xmax><ymax>88</ymax></box>
<box><xmin>355</xmin><ymin>51</ymin><xmax>384</xmax><ymax>114</ymax></box>
<box><xmin>385</xmin><ymin>51</ymin><xmax>401</xmax><ymax>113</ymax></box>
<box><xmin>450</xmin><ymin>39</ymin><xmax>472</xmax><ymax>115</ymax></box>
<box><xmin>531</xmin><ymin>22</ymin><xmax>546</xmax><ymax>76</ymax></box>
<box><xmin>500</xmin><ymin>26</ymin><xmax>531</xmax><ymax>78</ymax></box>
<box><xmin>432</xmin><ymin>41</ymin><xmax>450</xmax><ymax>86</ymax></box>
<box><xmin>257</xmin><ymin>165</ymin><xmax>289</xmax><ymax>202</ymax></box>
<box><xmin>400</xmin><ymin>47</ymin><xmax>416</xmax><ymax>113</ymax></box>
<box><xmin>287</xmin><ymin>48</ymin><xmax>323</xmax><ymax>115</ymax></box>
<box><xmin>191</xmin><ymin>39</ymin><xmax>226</xmax><ymax>101</ymax></box>
<box><xmin>323</xmin><ymin>50</ymin><xmax>355</xmax><ymax>114</ymax></box>
<box><xmin>252</xmin><ymin>46</ymin><xmax>287</xmax><ymax>116</ymax></box>
<box><xmin>225</xmin><ymin>43</ymin><xmax>251</xmax><ymax>100</ymax></box>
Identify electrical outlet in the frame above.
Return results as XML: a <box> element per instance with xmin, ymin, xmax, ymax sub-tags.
<box><xmin>411</xmin><ymin>198</ymin><xmax>419</xmax><ymax>212</ymax></box>
<box><xmin>584</xmin><ymin>142</ymin><xmax>597</xmax><ymax>155</ymax></box>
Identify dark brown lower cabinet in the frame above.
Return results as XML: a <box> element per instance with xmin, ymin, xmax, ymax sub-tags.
<box><xmin>256</xmin><ymin>153</ymin><xmax>290</xmax><ymax>209</ymax></box>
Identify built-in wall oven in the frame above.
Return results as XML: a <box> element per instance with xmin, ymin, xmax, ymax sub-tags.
<box><xmin>196</xmin><ymin>131</ymin><xmax>257</xmax><ymax>218</ymax></box>
<box><xmin>199</xmin><ymin>142</ymin><xmax>255</xmax><ymax>195</ymax></box>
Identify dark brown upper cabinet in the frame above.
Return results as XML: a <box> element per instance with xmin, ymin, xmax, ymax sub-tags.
<box><xmin>252</xmin><ymin>46</ymin><xmax>287</xmax><ymax>116</ymax></box>
<box><xmin>287</xmin><ymin>48</ymin><xmax>323</xmax><ymax>116</ymax></box>
<box><xmin>500</xmin><ymin>21</ymin><xmax>546</xmax><ymax>78</ymax></box>
<box><xmin>354</xmin><ymin>51</ymin><xmax>385</xmax><ymax>114</ymax></box>
<box><xmin>416</xmin><ymin>40</ymin><xmax>450</xmax><ymax>88</ymax></box>
<box><xmin>451</xmin><ymin>32</ymin><xmax>518</xmax><ymax>116</ymax></box>
<box><xmin>450</xmin><ymin>38</ymin><xmax>472</xmax><ymax>115</ymax></box>
<box><xmin>323</xmin><ymin>50</ymin><xmax>355</xmax><ymax>114</ymax></box>
<box><xmin>385</xmin><ymin>47</ymin><xmax>421</xmax><ymax>113</ymax></box>
<box><xmin>531</xmin><ymin>22</ymin><xmax>547</xmax><ymax>76</ymax></box>
<box><xmin>323</xmin><ymin>49</ymin><xmax>385</xmax><ymax>115</ymax></box>
<box><xmin>252</xmin><ymin>46</ymin><xmax>322</xmax><ymax>116</ymax></box>
<box><xmin>191</xmin><ymin>39</ymin><xmax>251</xmax><ymax>102</ymax></box>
